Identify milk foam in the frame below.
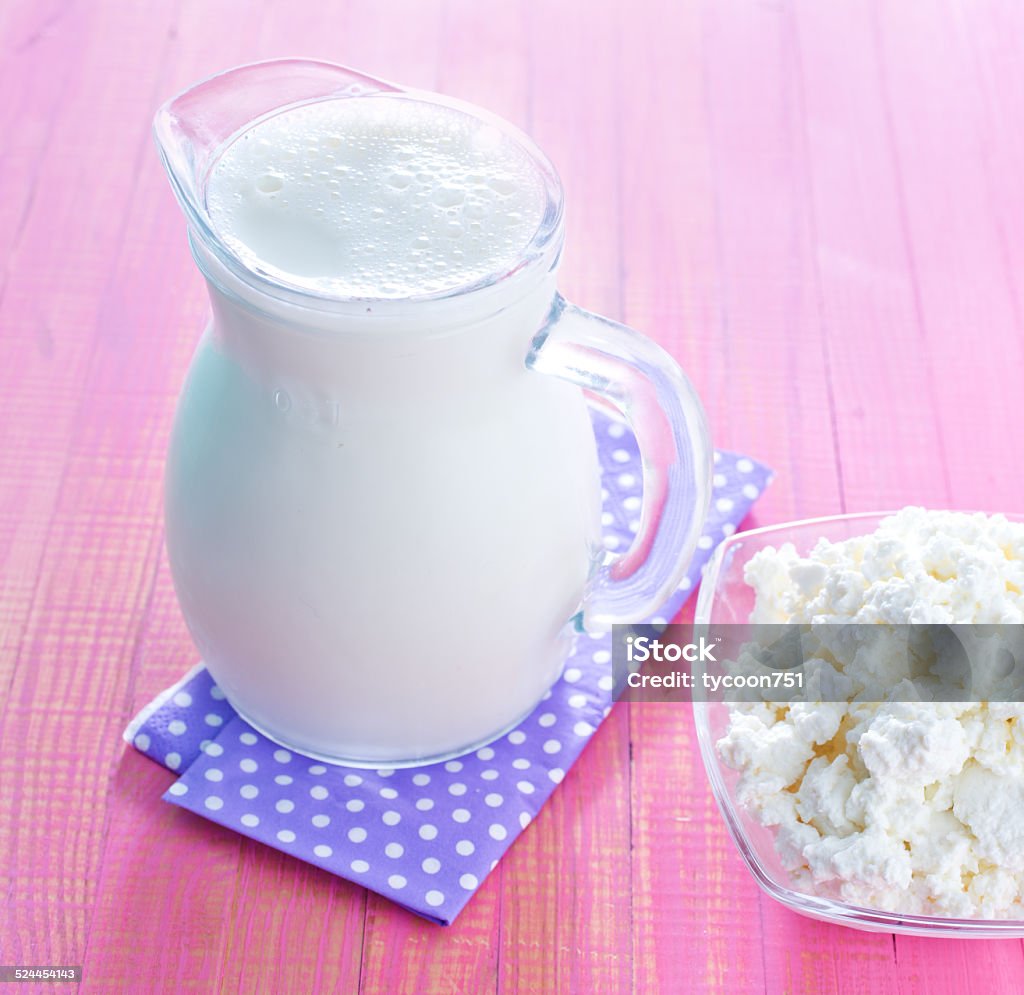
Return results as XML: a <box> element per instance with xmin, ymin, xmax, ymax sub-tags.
<box><xmin>206</xmin><ymin>96</ymin><xmax>549</xmax><ymax>298</ymax></box>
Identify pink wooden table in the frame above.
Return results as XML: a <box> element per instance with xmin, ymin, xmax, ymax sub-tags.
<box><xmin>4</xmin><ymin>0</ymin><xmax>1024</xmax><ymax>991</ymax></box>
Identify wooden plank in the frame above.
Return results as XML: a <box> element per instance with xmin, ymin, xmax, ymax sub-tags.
<box><xmin>491</xmin><ymin>3</ymin><xmax>633</xmax><ymax>994</ymax></box>
<box><xmin>624</xmin><ymin>0</ymin><xmax>845</xmax><ymax>990</ymax></box>
<box><xmin>0</xmin><ymin>0</ymin><xmax>186</xmax><ymax>971</ymax></box>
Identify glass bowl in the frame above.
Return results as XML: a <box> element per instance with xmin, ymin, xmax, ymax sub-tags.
<box><xmin>692</xmin><ymin>511</ymin><xmax>1024</xmax><ymax>938</ymax></box>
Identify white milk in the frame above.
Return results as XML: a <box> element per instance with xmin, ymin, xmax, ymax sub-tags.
<box><xmin>206</xmin><ymin>96</ymin><xmax>548</xmax><ymax>298</ymax></box>
<box><xmin>165</xmin><ymin>94</ymin><xmax>603</xmax><ymax>764</ymax></box>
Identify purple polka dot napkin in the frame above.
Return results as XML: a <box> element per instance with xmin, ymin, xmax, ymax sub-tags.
<box><xmin>124</xmin><ymin>410</ymin><xmax>772</xmax><ymax>924</ymax></box>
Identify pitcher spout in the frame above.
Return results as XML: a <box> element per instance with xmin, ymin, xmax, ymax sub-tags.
<box><xmin>153</xmin><ymin>58</ymin><xmax>399</xmax><ymax>236</ymax></box>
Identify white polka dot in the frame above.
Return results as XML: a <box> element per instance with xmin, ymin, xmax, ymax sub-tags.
<box><xmin>459</xmin><ymin>873</ymin><xmax>478</xmax><ymax>890</ymax></box>
<box><xmin>593</xmin><ymin>649</ymin><xmax>611</xmax><ymax>664</ymax></box>
<box><xmin>563</xmin><ymin>668</ymin><xmax>582</xmax><ymax>683</ymax></box>
<box><xmin>512</xmin><ymin>758</ymin><xmax>531</xmax><ymax>770</ymax></box>
<box><xmin>415</xmin><ymin>798</ymin><xmax>434</xmax><ymax>812</ymax></box>
<box><xmin>517</xmin><ymin>781</ymin><xmax>535</xmax><ymax>794</ymax></box>
<box><xmin>713</xmin><ymin>451</ymin><xmax>722</xmax><ymax>464</ymax></box>
<box><xmin>276</xmin><ymin>799</ymin><xmax>295</xmax><ymax>814</ymax></box>
<box><xmin>388</xmin><ymin>874</ymin><xmax>407</xmax><ymax>890</ymax></box>
<box><xmin>346</xmin><ymin>799</ymin><xmax>364</xmax><ymax>813</ymax></box>
<box><xmin>274</xmin><ymin>774</ymin><xmax>293</xmax><ymax>786</ymax></box>
<box><xmin>574</xmin><ymin>721</ymin><xmax>594</xmax><ymax>737</ymax></box>
<box><xmin>348</xmin><ymin>827</ymin><xmax>367</xmax><ymax>843</ymax></box>
<box><xmin>742</xmin><ymin>483</ymin><xmax>760</xmax><ymax>500</ymax></box>
<box><xmin>385</xmin><ymin>842</ymin><xmax>404</xmax><ymax>858</ymax></box>
<box><xmin>168</xmin><ymin>720</ymin><xmax>186</xmax><ymax>736</ymax></box>
<box><xmin>308</xmin><ymin>765</ymin><xmax>327</xmax><ymax>775</ymax></box>
<box><xmin>508</xmin><ymin>731</ymin><xmax>526</xmax><ymax>745</ymax></box>
<box><xmin>603</xmin><ymin>535</ymin><xmax>620</xmax><ymax>550</ymax></box>
<box><xmin>722</xmin><ymin>523</ymin><xmax>736</xmax><ymax>536</ymax></box>
<box><xmin>419</xmin><ymin>824</ymin><xmax>438</xmax><ymax>841</ymax></box>
<box><xmin>204</xmin><ymin>796</ymin><xmax>223</xmax><ymax>811</ymax></box>
<box><xmin>382</xmin><ymin>810</ymin><xmax>401</xmax><ymax>826</ymax></box>
<box><xmin>199</xmin><ymin>740</ymin><xmax>211</xmax><ymax>753</ymax></box>
<box><xmin>167</xmin><ymin>781</ymin><xmax>187</xmax><ymax>796</ymax></box>
<box><xmin>680</xmin><ymin>576</ymin><xmax>693</xmax><ymax>590</ymax></box>
<box><xmin>204</xmin><ymin>742</ymin><xmax>224</xmax><ymax>757</ymax></box>
<box><xmin>310</xmin><ymin>785</ymin><xmax>328</xmax><ymax>801</ymax></box>
<box><xmin>481</xmin><ymin>769</ymin><xmax>499</xmax><ymax>781</ymax></box>
<box><xmin>713</xmin><ymin>473</ymin><xmax>727</xmax><ymax>489</ymax></box>
<box><xmin>618</xmin><ymin>473</ymin><xmax>636</xmax><ymax>488</ymax></box>
<box><xmin>204</xmin><ymin>768</ymin><xmax>223</xmax><ymax>782</ymax></box>
<box><xmin>697</xmin><ymin>535</ymin><xmax>713</xmax><ymax>550</ymax></box>
<box><xmin>623</xmin><ymin>495</ymin><xmax>642</xmax><ymax>511</ymax></box>
<box><xmin>628</xmin><ymin>520</ymin><xmax>640</xmax><ymax>533</ymax></box>
<box><xmin>210</xmin><ymin>685</ymin><xmax>226</xmax><ymax>700</ymax></box>
<box><xmin>422</xmin><ymin>857</ymin><xmax>441</xmax><ymax>874</ymax></box>
<box><xmin>736</xmin><ymin>458</ymin><xmax>754</xmax><ymax>473</ymax></box>
<box><xmin>412</xmin><ymin>773</ymin><xmax>431</xmax><ymax>787</ymax></box>
<box><xmin>568</xmin><ymin>693</ymin><xmax>587</xmax><ymax>708</ymax></box>
<box><xmin>445</xmin><ymin>760</ymin><xmax>463</xmax><ymax>772</ymax></box>
<box><xmin>165</xmin><ymin>752</ymin><xmax>181</xmax><ymax>769</ymax></box>
<box><xmin>277</xmin><ymin>830</ymin><xmax>295</xmax><ymax>843</ymax></box>
<box><xmin>344</xmin><ymin>774</ymin><xmax>362</xmax><ymax>787</ymax></box>
<box><xmin>313</xmin><ymin>844</ymin><xmax>333</xmax><ymax>858</ymax></box>
<box><xmin>173</xmin><ymin>691</ymin><xmax>193</xmax><ymax>707</ymax></box>
<box><xmin>134</xmin><ymin>733</ymin><xmax>151</xmax><ymax>751</ymax></box>
<box><xmin>312</xmin><ymin>814</ymin><xmax>331</xmax><ymax>828</ymax></box>
<box><xmin>425</xmin><ymin>890</ymin><xmax>445</xmax><ymax>908</ymax></box>
<box><xmin>273</xmin><ymin>749</ymin><xmax>292</xmax><ymax>763</ymax></box>
<box><xmin>379</xmin><ymin>787</ymin><xmax>398</xmax><ymax>799</ymax></box>
<box><xmin>452</xmin><ymin>808</ymin><xmax>471</xmax><ymax>823</ymax></box>
<box><xmin>204</xmin><ymin>713</ymin><xmax>223</xmax><ymax>727</ymax></box>
<box><xmin>607</xmin><ymin>421</ymin><xmax>626</xmax><ymax>438</ymax></box>
<box><xmin>484</xmin><ymin>793</ymin><xmax>503</xmax><ymax>808</ymax></box>
<box><xmin>519</xmin><ymin>812</ymin><xmax>531</xmax><ymax>828</ymax></box>
<box><xmin>488</xmin><ymin>824</ymin><xmax>507</xmax><ymax>841</ymax></box>
<box><xmin>543</xmin><ymin>740</ymin><xmax>562</xmax><ymax>754</ymax></box>
<box><xmin>598</xmin><ymin>675</ymin><xmax>614</xmax><ymax>692</ymax></box>
<box><xmin>716</xmin><ymin>497</ymin><xmax>734</xmax><ymax>513</ymax></box>
<box><xmin>350</xmin><ymin>859</ymin><xmax>369</xmax><ymax>873</ymax></box>
<box><xmin>601</xmin><ymin>510</ymin><xmax>615</xmax><ymax>526</ymax></box>
<box><xmin>448</xmin><ymin>782</ymin><xmax>467</xmax><ymax>796</ymax></box>
<box><xmin>612</xmin><ymin>448</ymin><xmax>630</xmax><ymax>463</ymax></box>
<box><xmin>241</xmin><ymin>813</ymin><xmax>259</xmax><ymax>827</ymax></box>
<box><xmin>549</xmin><ymin>768</ymin><xmax>565</xmax><ymax>784</ymax></box>
<box><xmin>240</xmin><ymin>784</ymin><xmax>258</xmax><ymax>800</ymax></box>
<box><xmin>476</xmin><ymin>747</ymin><xmax>495</xmax><ymax>761</ymax></box>
<box><xmin>455</xmin><ymin>840</ymin><xmax>475</xmax><ymax>856</ymax></box>
<box><xmin>538</xmin><ymin>713</ymin><xmax>556</xmax><ymax>727</ymax></box>
<box><xmin>239</xmin><ymin>732</ymin><xmax>257</xmax><ymax>745</ymax></box>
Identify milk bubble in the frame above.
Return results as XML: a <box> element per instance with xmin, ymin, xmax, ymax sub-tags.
<box><xmin>206</xmin><ymin>96</ymin><xmax>548</xmax><ymax>299</ymax></box>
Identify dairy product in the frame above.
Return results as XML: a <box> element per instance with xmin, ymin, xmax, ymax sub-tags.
<box><xmin>718</xmin><ymin>508</ymin><xmax>1024</xmax><ymax>918</ymax></box>
<box><xmin>164</xmin><ymin>87</ymin><xmax>605</xmax><ymax>764</ymax></box>
<box><xmin>206</xmin><ymin>95</ymin><xmax>548</xmax><ymax>298</ymax></box>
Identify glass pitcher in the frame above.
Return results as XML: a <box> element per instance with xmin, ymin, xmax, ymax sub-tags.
<box><xmin>154</xmin><ymin>59</ymin><xmax>712</xmax><ymax>767</ymax></box>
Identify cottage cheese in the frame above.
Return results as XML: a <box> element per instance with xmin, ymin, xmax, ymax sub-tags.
<box><xmin>718</xmin><ymin>508</ymin><xmax>1024</xmax><ymax>918</ymax></box>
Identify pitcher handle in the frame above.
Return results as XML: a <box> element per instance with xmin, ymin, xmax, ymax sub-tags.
<box><xmin>527</xmin><ymin>295</ymin><xmax>713</xmax><ymax>628</ymax></box>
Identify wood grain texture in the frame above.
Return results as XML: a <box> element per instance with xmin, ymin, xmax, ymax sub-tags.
<box><xmin>3</xmin><ymin>0</ymin><xmax>1024</xmax><ymax>992</ymax></box>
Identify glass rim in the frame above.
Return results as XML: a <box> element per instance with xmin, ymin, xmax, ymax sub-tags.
<box><xmin>159</xmin><ymin>73</ymin><xmax>566</xmax><ymax>316</ymax></box>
